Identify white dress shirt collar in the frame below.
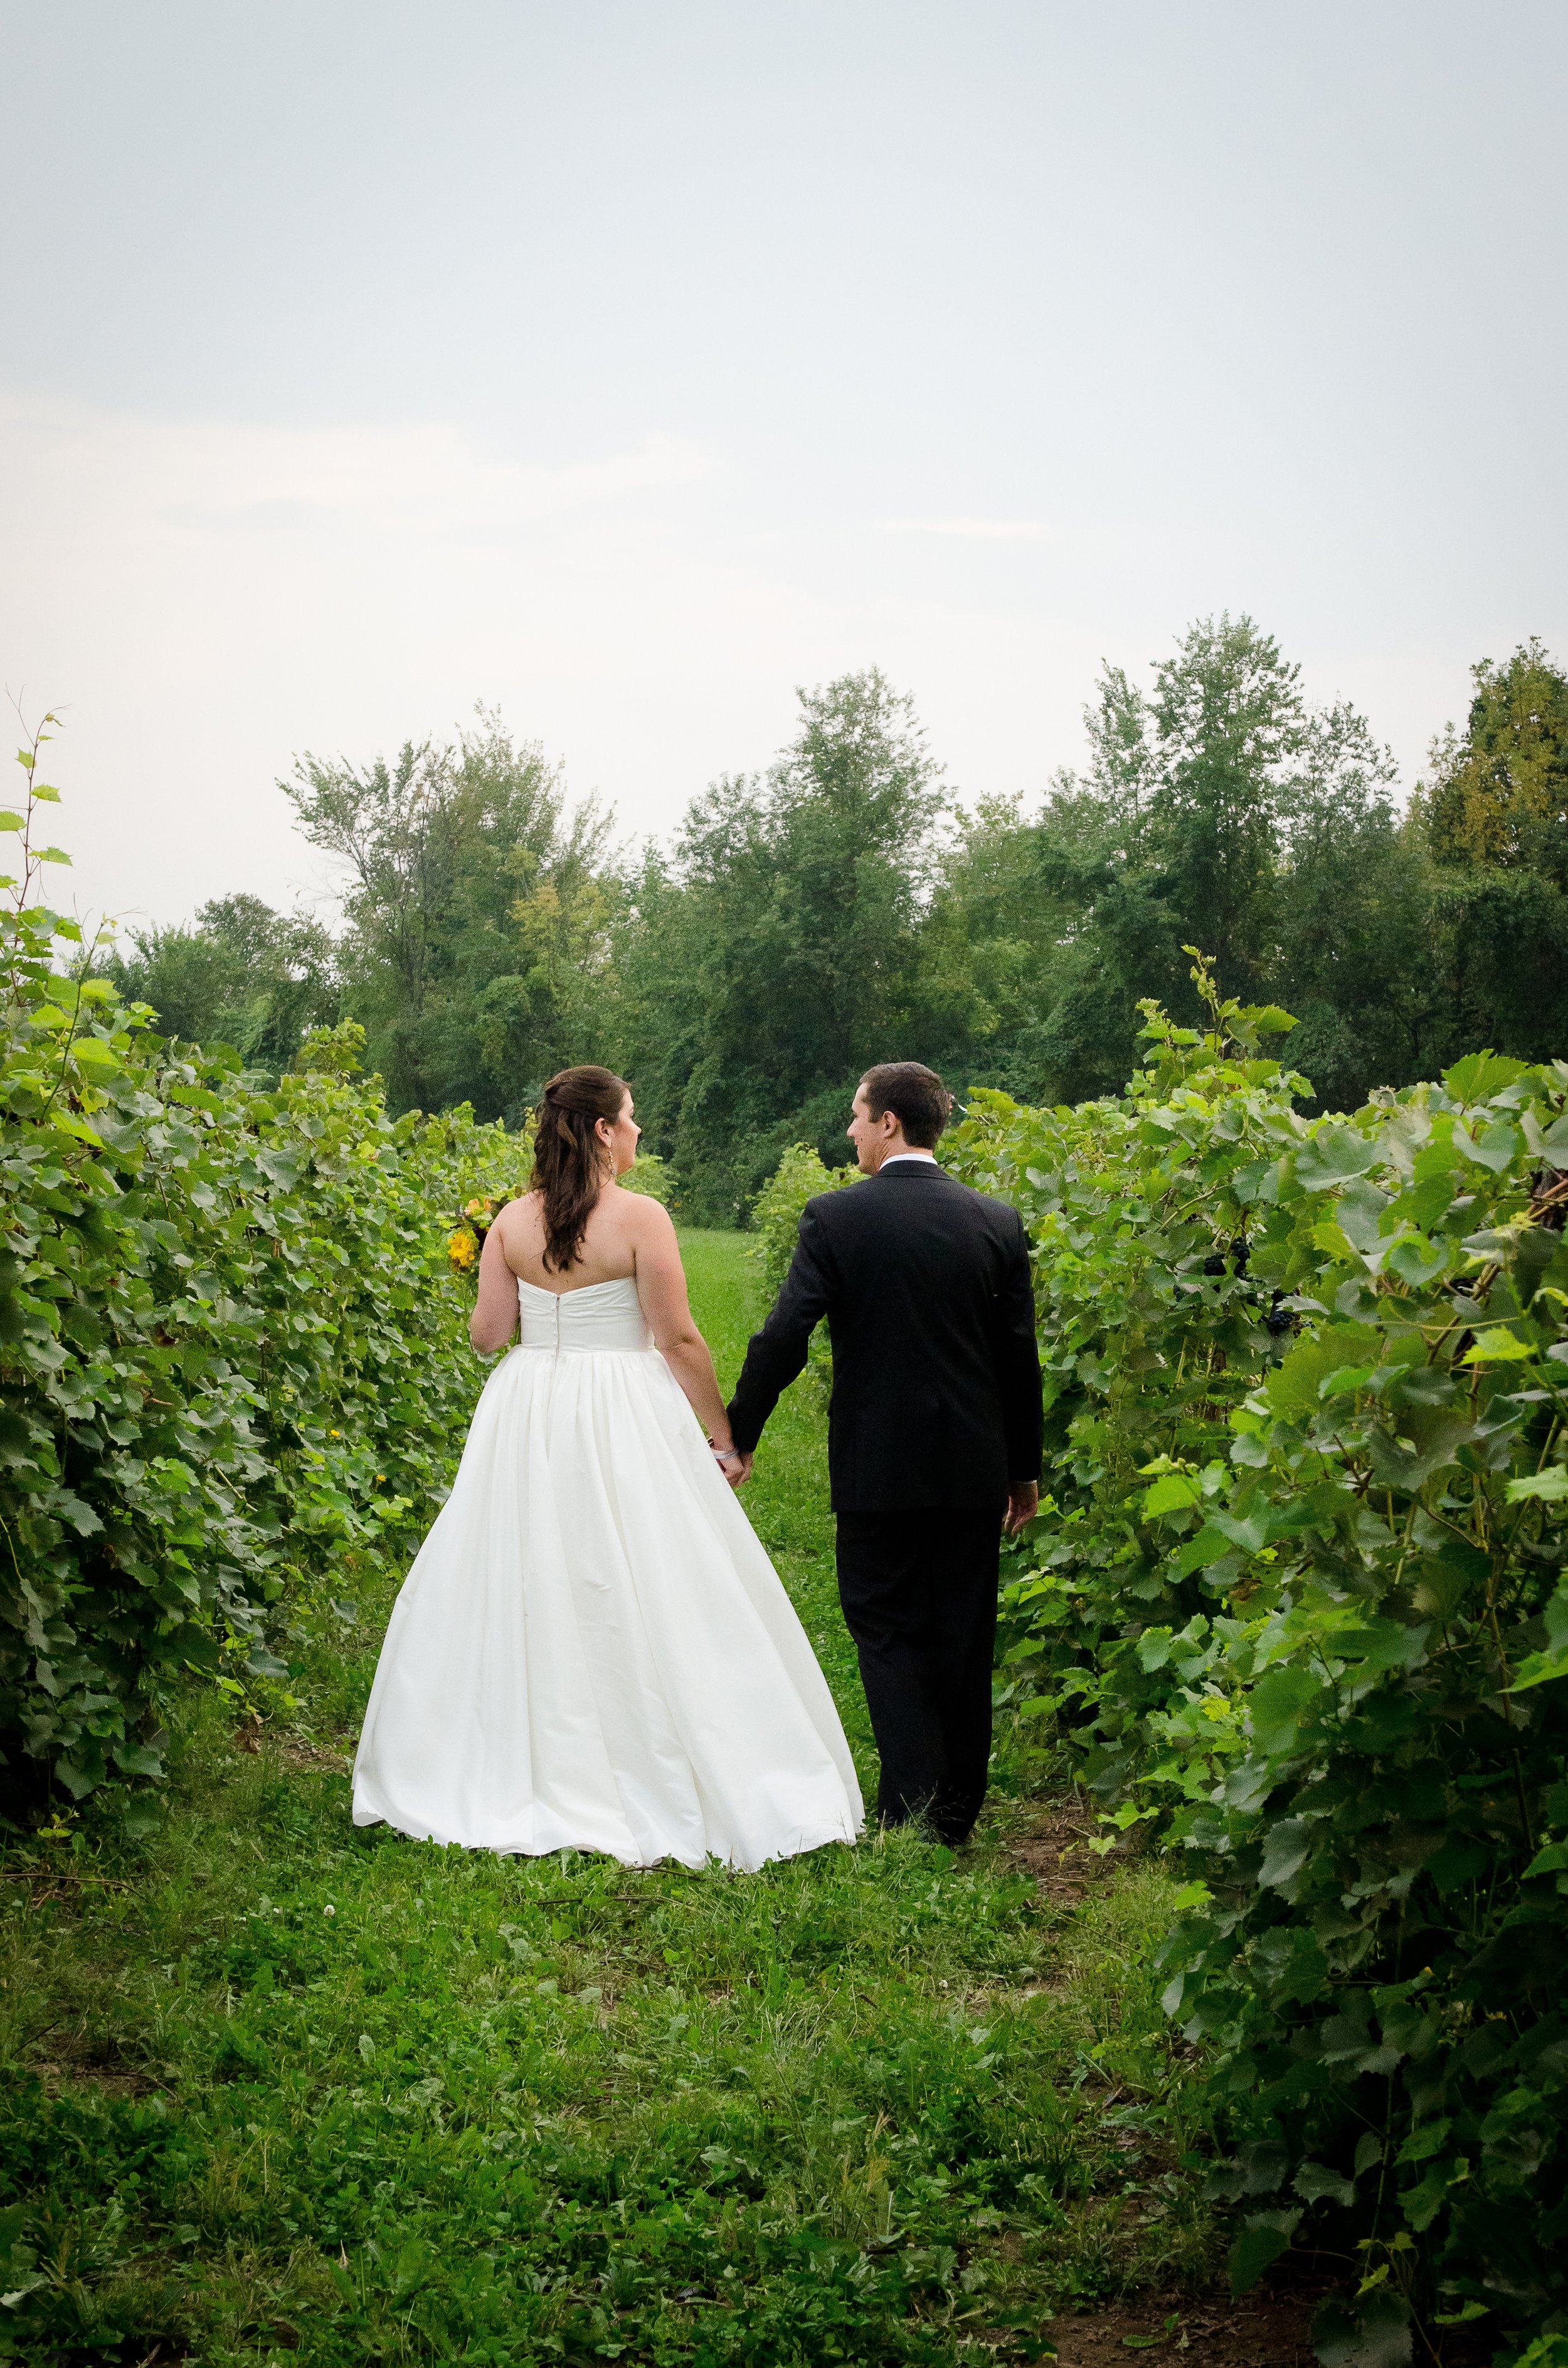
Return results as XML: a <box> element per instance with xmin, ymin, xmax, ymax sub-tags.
<box><xmin>879</xmin><ymin>1150</ymin><xmax>938</xmax><ymax>1168</ymax></box>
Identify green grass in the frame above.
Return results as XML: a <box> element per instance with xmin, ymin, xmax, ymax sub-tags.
<box><xmin>0</xmin><ymin>1232</ymin><xmax>1214</xmax><ymax>2365</ymax></box>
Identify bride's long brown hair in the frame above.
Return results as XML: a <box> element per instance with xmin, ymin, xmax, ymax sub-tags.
<box><xmin>530</xmin><ymin>1066</ymin><xmax>632</xmax><ymax>1272</ymax></box>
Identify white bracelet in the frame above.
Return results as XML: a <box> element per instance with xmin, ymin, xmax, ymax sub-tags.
<box><xmin>711</xmin><ymin>1445</ymin><xmax>739</xmax><ymax>1462</ymax></box>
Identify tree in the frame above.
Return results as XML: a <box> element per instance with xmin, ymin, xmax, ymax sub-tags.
<box><xmin>1012</xmin><ymin>617</ymin><xmax>1299</xmax><ymax>1098</ymax></box>
<box><xmin>1271</xmin><ymin>703</ymin><xmax>1433</xmax><ymax>1106</ymax></box>
<box><xmin>283</xmin><ymin>708</ymin><xmax>619</xmax><ymax>1121</ymax></box>
<box><xmin>918</xmin><ymin>793</ymin><xmax>1058</xmax><ymax>1091</ymax></box>
<box><xmin>652</xmin><ymin>671</ymin><xmax>950</xmax><ymax>1217</ymax></box>
<box><xmin>109</xmin><ymin>893</ymin><xmax>339</xmax><ymax>1072</ymax></box>
<box><xmin>1412</xmin><ymin>641</ymin><xmax>1568</xmax><ymax>1069</ymax></box>
<box><xmin>1143</xmin><ymin>615</ymin><xmax>1305</xmax><ymax>998</ymax></box>
<box><xmin>1014</xmin><ymin>615</ymin><xmax>1428</xmax><ymax>1109</ymax></box>
<box><xmin>604</xmin><ymin>844</ymin><xmax>714</xmax><ymax>1160</ymax></box>
<box><xmin>1424</xmin><ymin>638</ymin><xmax>1568</xmax><ymax>888</ymax></box>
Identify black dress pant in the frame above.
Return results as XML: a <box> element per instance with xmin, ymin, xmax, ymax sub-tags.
<box><xmin>834</xmin><ymin>1506</ymin><xmax>1002</xmax><ymax>1845</ymax></box>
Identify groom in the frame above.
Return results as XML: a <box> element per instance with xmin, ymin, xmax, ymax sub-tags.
<box><xmin>727</xmin><ymin>1063</ymin><xmax>1042</xmax><ymax>1845</ymax></box>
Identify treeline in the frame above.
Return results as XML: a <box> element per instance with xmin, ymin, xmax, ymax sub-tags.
<box><xmin>110</xmin><ymin>619</ymin><xmax>1568</xmax><ymax>1221</ymax></box>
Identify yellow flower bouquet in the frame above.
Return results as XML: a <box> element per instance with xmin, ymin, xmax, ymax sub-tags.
<box><xmin>447</xmin><ymin>1192</ymin><xmax>506</xmax><ymax>1278</ymax></box>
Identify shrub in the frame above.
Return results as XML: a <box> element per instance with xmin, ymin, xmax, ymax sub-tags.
<box><xmin>748</xmin><ymin>1144</ymin><xmax>861</xmax><ymax>1396</ymax></box>
<box><xmin>620</xmin><ymin>1144</ymin><xmax>674</xmax><ymax>1205</ymax></box>
<box><xmin>946</xmin><ymin>957</ymin><xmax>1568</xmax><ymax>2361</ymax></box>
<box><xmin>750</xmin><ymin>1141</ymin><xmax>861</xmax><ymax>1296</ymax></box>
<box><xmin>0</xmin><ymin>732</ymin><xmax>519</xmax><ymax>1808</ymax></box>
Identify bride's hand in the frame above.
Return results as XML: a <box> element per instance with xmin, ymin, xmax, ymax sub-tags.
<box><xmin>711</xmin><ymin>1442</ymin><xmax>751</xmax><ymax>1489</ymax></box>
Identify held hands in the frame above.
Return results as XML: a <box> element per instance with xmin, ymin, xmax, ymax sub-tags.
<box><xmin>1004</xmin><ymin>1481</ymin><xmax>1039</xmax><ymax>1536</ymax></box>
<box><xmin>711</xmin><ymin>1442</ymin><xmax>754</xmax><ymax>1490</ymax></box>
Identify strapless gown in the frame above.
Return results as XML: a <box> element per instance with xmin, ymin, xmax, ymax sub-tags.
<box><xmin>352</xmin><ymin>1276</ymin><xmax>864</xmax><ymax>1870</ymax></box>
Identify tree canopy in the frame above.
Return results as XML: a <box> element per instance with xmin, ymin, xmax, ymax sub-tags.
<box><xmin>109</xmin><ymin>893</ymin><xmax>337</xmax><ymax>1073</ymax></box>
<box><xmin>109</xmin><ymin>627</ymin><xmax>1568</xmax><ymax>1218</ymax></box>
<box><xmin>282</xmin><ymin>708</ymin><xmax>616</xmax><ymax>1126</ymax></box>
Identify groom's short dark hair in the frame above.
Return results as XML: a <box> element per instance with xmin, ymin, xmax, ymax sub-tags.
<box><xmin>859</xmin><ymin>1062</ymin><xmax>953</xmax><ymax>1149</ymax></box>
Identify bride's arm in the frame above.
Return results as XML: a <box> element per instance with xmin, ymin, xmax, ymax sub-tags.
<box><xmin>470</xmin><ymin>1222</ymin><xmax>521</xmax><ymax>1353</ymax></box>
<box><xmin>631</xmin><ymin>1202</ymin><xmax>736</xmax><ymax>1456</ymax></box>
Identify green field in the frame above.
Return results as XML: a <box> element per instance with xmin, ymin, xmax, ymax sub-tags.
<box><xmin>0</xmin><ymin>1233</ymin><xmax>1202</xmax><ymax>2366</ymax></box>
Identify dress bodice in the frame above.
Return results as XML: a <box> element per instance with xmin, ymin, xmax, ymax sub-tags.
<box><xmin>516</xmin><ymin>1275</ymin><xmax>653</xmax><ymax>1353</ymax></box>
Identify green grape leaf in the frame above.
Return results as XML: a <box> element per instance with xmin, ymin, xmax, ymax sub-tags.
<box><xmin>1507</xmin><ymin>1465</ymin><xmax>1568</xmax><ymax>1501</ymax></box>
<box><xmin>1142</xmin><ymin>1472</ymin><xmax>1200</xmax><ymax>1516</ymax></box>
<box><xmin>1312</xmin><ymin>2290</ymin><xmax>1412</xmax><ymax>2368</ymax></box>
<box><xmin>1227</xmin><ymin>2211</ymin><xmax>1299</xmax><ymax>2296</ymax></box>
<box><xmin>1248</xmin><ymin>1665</ymin><xmax>1323</xmax><ymax>1756</ymax></box>
<box><xmin>1463</xmin><ymin>1328</ymin><xmax>1533</xmax><ymax>1362</ymax></box>
<box><xmin>1294</xmin><ymin>1127</ymin><xmax>1384</xmax><ymax>1191</ymax></box>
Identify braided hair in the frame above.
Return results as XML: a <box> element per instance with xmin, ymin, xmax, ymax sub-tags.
<box><xmin>530</xmin><ymin>1066</ymin><xmax>631</xmax><ymax>1272</ymax></box>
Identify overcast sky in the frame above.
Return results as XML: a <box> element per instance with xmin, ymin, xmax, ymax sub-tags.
<box><xmin>2</xmin><ymin>1</ymin><xmax>1564</xmax><ymax>937</ymax></box>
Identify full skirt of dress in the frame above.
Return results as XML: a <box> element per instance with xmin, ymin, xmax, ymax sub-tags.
<box><xmin>352</xmin><ymin>1320</ymin><xmax>864</xmax><ymax>1871</ymax></box>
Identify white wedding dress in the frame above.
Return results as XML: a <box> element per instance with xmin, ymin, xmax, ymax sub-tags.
<box><xmin>352</xmin><ymin>1275</ymin><xmax>863</xmax><ymax>1871</ymax></box>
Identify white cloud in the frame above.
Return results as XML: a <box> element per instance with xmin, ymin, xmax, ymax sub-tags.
<box><xmin>879</xmin><ymin>517</ymin><xmax>1049</xmax><ymax>539</ymax></box>
<box><xmin>0</xmin><ymin>389</ymin><xmax>1111</xmax><ymax>929</ymax></box>
<box><xmin>3</xmin><ymin>395</ymin><xmax>714</xmax><ymax>527</ymax></box>
<box><xmin>0</xmin><ymin>394</ymin><xmax>748</xmax><ymax>922</ymax></box>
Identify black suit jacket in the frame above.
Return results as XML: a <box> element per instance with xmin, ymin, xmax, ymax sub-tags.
<box><xmin>727</xmin><ymin>1160</ymin><xmax>1043</xmax><ymax>1512</ymax></box>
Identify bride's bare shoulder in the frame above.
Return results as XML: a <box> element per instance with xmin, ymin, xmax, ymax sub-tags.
<box><xmin>495</xmin><ymin>1189</ymin><xmax>544</xmax><ymax>1224</ymax></box>
<box><xmin>601</xmin><ymin>1181</ymin><xmax>674</xmax><ymax>1234</ymax></box>
<box><xmin>492</xmin><ymin>1191</ymin><xmax>545</xmax><ymax>1248</ymax></box>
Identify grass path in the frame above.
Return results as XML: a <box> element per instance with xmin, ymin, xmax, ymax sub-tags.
<box><xmin>0</xmin><ymin>1233</ymin><xmax>1206</xmax><ymax>2367</ymax></box>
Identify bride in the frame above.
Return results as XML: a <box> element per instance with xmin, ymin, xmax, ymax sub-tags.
<box><xmin>352</xmin><ymin>1065</ymin><xmax>863</xmax><ymax>1871</ymax></box>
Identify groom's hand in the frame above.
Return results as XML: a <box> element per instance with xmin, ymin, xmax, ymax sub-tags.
<box><xmin>1004</xmin><ymin>1482</ymin><xmax>1039</xmax><ymax>1536</ymax></box>
<box><xmin>713</xmin><ymin>1444</ymin><xmax>754</xmax><ymax>1489</ymax></box>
